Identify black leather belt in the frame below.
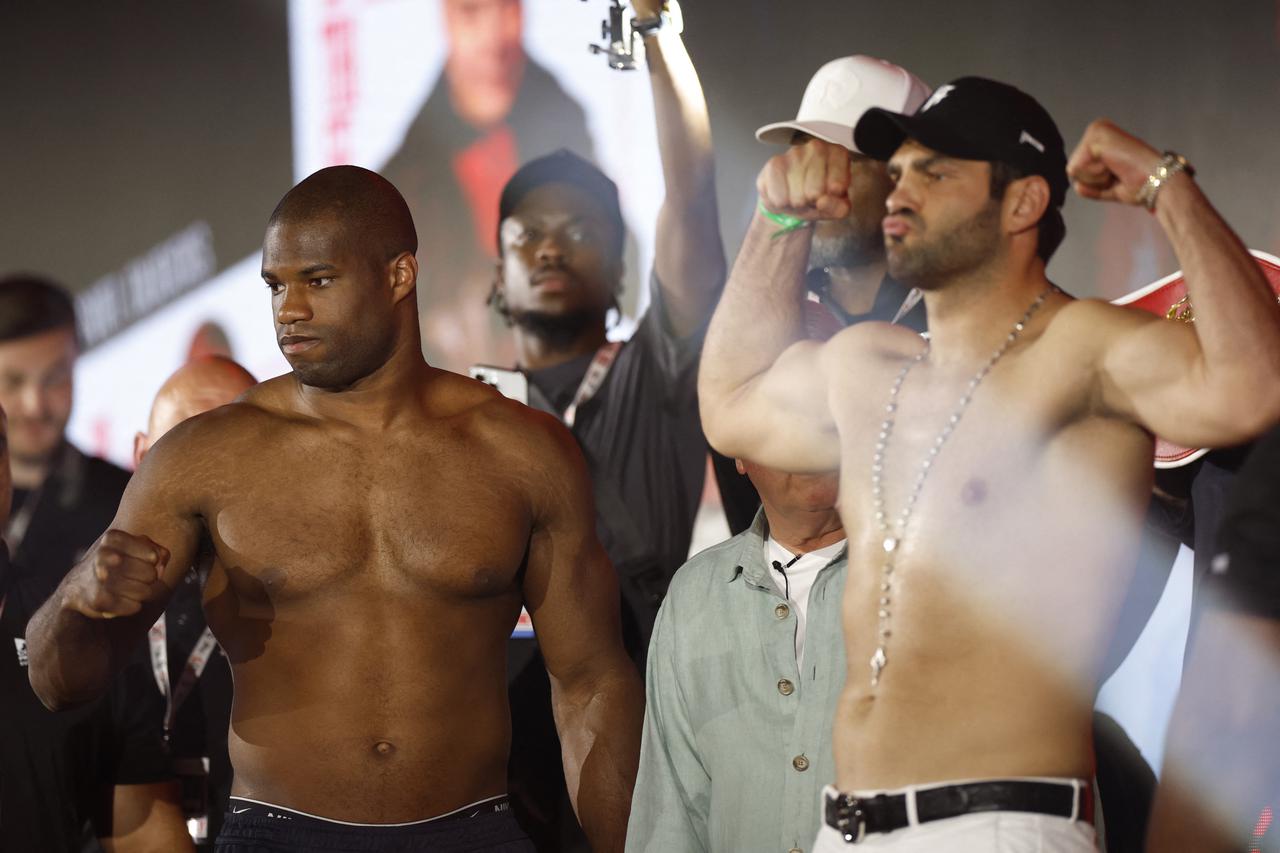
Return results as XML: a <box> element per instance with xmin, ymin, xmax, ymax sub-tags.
<box><xmin>824</xmin><ymin>779</ymin><xmax>1091</xmax><ymax>843</ymax></box>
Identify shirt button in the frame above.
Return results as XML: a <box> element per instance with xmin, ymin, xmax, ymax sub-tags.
<box><xmin>788</xmin><ymin>848</ymin><xmax>804</xmax><ymax>853</ymax></box>
<box><xmin>774</xmin><ymin>602</ymin><xmax>790</xmax><ymax>619</ymax></box>
<box><xmin>792</xmin><ymin>754</ymin><xmax>809</xmax><ymax>772</ymax></box>
<box><xmin>777</xmin><ymin>678</ymin><xmax>794</xmax><ymax>696</ymax></box>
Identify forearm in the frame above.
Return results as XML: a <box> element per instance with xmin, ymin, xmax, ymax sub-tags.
<box><xmin>645</xmin><ymin>29</ymin><xmax>714</xmax><ymax>202</ymax></box>
<box><xmin>26</xmin><ymin>576</ymin><xmax>129</xmax><ymax>709</ymax></box>
<box><xmin>553</xmin><ymin>661</ymin><xmax>644</xmax><ymax>853</ymax></box>
<box><xmin>1156</xmin><ymin>173</ymin><xmax>1280</xmax><ymax>420</ymax></box>
<box><xmin>644</xmin><ymin>27</ymin><xmax>725</xmax><ymax>334</ymax></box>
<box><xmin>699</xmin><ymin>212</ymin><xmax>812</xmax><ymax>433</ymax></box>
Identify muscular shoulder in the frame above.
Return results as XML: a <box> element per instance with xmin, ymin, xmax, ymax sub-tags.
<box><xmin>137</xmin><ymin>382</ymin><xmax>293</xmax><ymax>484</ymax></box>
<box><xmin>1040</xmin><ymin>297</ymin><xmax>1159</xmax><ymax>354</ymax></box>
<box><xmin>819</xmin><ymin>319</ymin><xmax>925</xmax><ymax>378</ymax></box>
<box><xmin>435</xmin><ymin>371</ymin><xmax>583</xmax><ymax>475</ymax></box>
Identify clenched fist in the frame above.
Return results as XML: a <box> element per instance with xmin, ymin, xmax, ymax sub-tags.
<box><xmin>1066</xmin><ymin>119</ymin><xmax>1166</xmax><ymax>205</ymax></box>
<box><xmin>64</xmin><ymin>530</ymin><xmax>169</xmax><ymax>619</ymax></box>
<box><xmin>756</xmin><ymin>138</ymin><xmax>853</xmax><ymax>221</ymax></box>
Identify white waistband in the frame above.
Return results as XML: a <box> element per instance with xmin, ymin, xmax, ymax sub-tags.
<box><xmin>227</xmin><ymin>793</ymin><xmax>508</xmax><ymax>827</ymax></box>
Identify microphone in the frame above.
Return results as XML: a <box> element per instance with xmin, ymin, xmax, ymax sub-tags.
<box><xmin>772</xmin><ymin>556</ymin><xmax>799</xmax><ymax>602</ymax></box>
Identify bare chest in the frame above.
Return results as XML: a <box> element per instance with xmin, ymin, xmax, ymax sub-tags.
<box><xmin>831</xmin><ymin>353</ymin><xmax>1151</xmax><ymax>605</ymax></box>
<box><xmin>203</xmin><ymin>431</ymin><xmax>532</xmax><ymax>605</ymax></box>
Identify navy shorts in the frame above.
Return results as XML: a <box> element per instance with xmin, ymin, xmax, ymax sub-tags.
<box><xmin>214</xmin><ymin>795</ymin><xmax>536</xmax><ymax>852</ymax></box>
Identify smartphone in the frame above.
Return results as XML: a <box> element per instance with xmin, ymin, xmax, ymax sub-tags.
<box><xmin>469</xmin><ymin>365</ymin><xmax>529</xmax><ymax>405</ymax></box>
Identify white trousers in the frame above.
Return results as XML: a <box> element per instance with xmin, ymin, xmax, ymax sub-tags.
<box><xmin>812</xmin><ymin>781</ymin><xmax>1098</xmax><ymax>852</ymax></box>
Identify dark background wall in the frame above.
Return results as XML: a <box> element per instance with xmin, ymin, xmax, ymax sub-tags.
<box><xmin>0</xmin><ymin>2</ymin><xmax>292</xmax><ymax>303</ymax></box>
<box><xmin>2</xmin><ymin>0</ymin><xmax>1277</xmax><ymax>313</ymax></box>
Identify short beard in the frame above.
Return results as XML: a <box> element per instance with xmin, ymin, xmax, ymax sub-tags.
<box><xmin>509</xmin><ymin>308</ymin><xmax>601</xmax><ymax>349</ymax></box>
<box><xmin>809</xmin><ymin>222</ymin><xmax>883</xmax><ymax>272</ymax></box>
<box><xmin>887</xmin><ymin>201</ymin><xmax>1002</xmax><ymax>289</ymax></box>
<box><xmin>288</xmin><ymin>335</ymin><xmax>397</xmax><ymax>391</ymax></box>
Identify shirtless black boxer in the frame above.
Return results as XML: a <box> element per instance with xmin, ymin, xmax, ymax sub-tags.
<box><xmin>26</xmin><ymin>166</ymin><xmax>643</xmax><ymax>852</ymax></box>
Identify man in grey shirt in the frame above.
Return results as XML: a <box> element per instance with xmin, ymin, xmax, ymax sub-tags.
<box><xmin>627</xmin><ymin>460</ymin><xmax>845</xmax><ymax>853</ymax></box>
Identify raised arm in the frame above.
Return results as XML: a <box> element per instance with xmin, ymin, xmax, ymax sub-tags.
<box><xmin>1067</xmin><ymin>119</ymin><xmax>1280</xmax><ymax>445</ymax></box>
<box><xmin>634</xmin><ymin>0</ymin><xmax>725</xmax><ymax>334</ymax></box>
<box><xmin>699</xmin><ymin>139</ymin><xmax>855</xmax><ymax>471</ymax></box>
<box><xmin>519</xmin><ymin>413</ymin><xmax>643</xmax><ymax>853</ymax></box>
<box><xmin>26</xmin><ymin>419</ymin><xmax>205</xmax><ymax>710</ymax></box>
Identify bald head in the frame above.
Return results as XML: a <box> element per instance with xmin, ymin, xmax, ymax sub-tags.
<box><xmin>134</xmin><ymin>356</ymin><xmax>256</xmax><ymax>467</ymax></box>
<box><xmin>269</xmin><ymin>165</ymin><xmax>417</xmax><ymax>262</ymax></box>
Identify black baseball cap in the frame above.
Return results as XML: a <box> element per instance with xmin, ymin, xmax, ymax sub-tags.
<box><xmin>853</xmin><ymin>76</ymin><xmax>1069</xmax><ymax>207</ymax></box>
<box><xmin>497</xmin><ymin>149</ymin><xmax>625</xmax><ymax>254</ymax></box>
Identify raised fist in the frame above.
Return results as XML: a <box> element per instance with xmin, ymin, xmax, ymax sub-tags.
<box><xmin>756</xmin><ymin>138</ymin><xmax>852</xmax><ymax>221</ymax></box>
<box><xmin>64</xmin><ymin>530</ymin><xmax>169</xmax><ymax>619</ymax></box>
<box><xmin>1066</xmin><ymin>119</ymin><xmax>1165</xmax><ymax>205</ymax></box>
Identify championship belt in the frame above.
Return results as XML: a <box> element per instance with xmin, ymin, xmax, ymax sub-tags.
<box><xmin>1111</xmin><ymin>249</ymin><xmax>1280</xmax><ymax>468</ymax></box>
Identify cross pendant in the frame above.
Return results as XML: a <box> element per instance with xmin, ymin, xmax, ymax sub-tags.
<box><xmin>869</xmin><ymin>645</ymin><xmax>887</xmax><ymax>686</ymax></box>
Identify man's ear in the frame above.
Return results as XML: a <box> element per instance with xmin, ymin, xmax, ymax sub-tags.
<box><xmin>132</xmin><ymin>432</ymin><xmax>148</xmax><ymax>471</ymax></box>
<box><xmin>388</xmin><ymin>252</ymin><xmax>418</xmax><ymax>305</ymax></box>
<box><xmin>1004</xmin><ymin>175</ymin><xmax>1050</xmax><ymax>239</ymax></box>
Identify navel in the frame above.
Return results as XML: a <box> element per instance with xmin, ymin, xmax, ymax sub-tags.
<box><xmin>960</xmin><ymin>477</ymin><xmax>988</xmax><ymax>506</ymax></box>
<box><xmin>373</xmin><ymin>740</ymin><xmax>397</xmax><ymax>757</ymax></box>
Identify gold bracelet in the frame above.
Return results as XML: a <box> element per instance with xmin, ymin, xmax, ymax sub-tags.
<box><xmin>1137</xmin><ymin>151</ymin><xmax>1195</xmax><ymax>212</ymax></box>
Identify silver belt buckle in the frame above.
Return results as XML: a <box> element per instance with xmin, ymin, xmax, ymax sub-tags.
<box><xmin>835</xmin><ymin>796</ymin><xmax>867</xmax><ymax>844</ymax></box>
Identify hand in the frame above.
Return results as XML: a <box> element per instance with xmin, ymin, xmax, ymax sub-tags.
<box><xmin>1067</xmin><ymin>118</ymin><xmax>1164</xmax><ymax>205</ymax></box>
<box><xmin>64</xmin><ymin>530</ymin><xmax>169</xmax><ymax>619</ymax></box>
<box><xmin>756</xmin><ymin>138</ymin><xmax>852</xmax><ymax>221</ymax></box>
<box><xmin>629</xmin><ymin>0</ymin><xmax>663</xmax><ymax>20</ymax></box>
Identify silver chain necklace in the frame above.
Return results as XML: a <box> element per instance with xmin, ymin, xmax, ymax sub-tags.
<box><xmin>867</xmin><ymin>286</ymin><xmax>1053</xmax><ymax>687</ymax></box>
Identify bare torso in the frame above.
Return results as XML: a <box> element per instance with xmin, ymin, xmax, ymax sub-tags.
<box><xmin>827</xmin><ymin>300</ymin><xmax>1154</xmax><ymax>791</ymax></box>
<box><xmin>188</xmin><ymin>371</ymin><xmax>540</xmax><ymax>820</ymax></box>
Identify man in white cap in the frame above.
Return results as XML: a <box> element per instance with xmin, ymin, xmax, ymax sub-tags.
<box><xmin>625</xmin><ymin>57</ymin><xmax>927</xmax><ymax>853</ymax></box>
<box><xmin>756</xmin><ymin>56</ymin><xmax>931</xmax><ymax>333</ymax></box>
<box><xmin>714</xmin><ymin>55</ymin><xmax>930</xmax><ymax>543</ymax></box>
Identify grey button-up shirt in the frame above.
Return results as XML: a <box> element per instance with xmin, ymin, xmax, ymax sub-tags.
<box><xmin>626</xmin><ymin>509</ymin><xmax>848</xmax><ymax>853</ymax></box>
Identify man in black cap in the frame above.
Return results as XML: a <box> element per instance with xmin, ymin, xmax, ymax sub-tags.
<box><xmin>484</xmin><ymin>2</ymin><xmax>724</xmax><ymax>665</ymax></box>
<box><xmin>480</xmin><ymin>10</ymin><xmax>723</xmax><ymax>848</ymax></box>
<box><xmin>699</xmin><ymin>76</ymin><xmax>1280</xmax><ymax>850</ymax></box>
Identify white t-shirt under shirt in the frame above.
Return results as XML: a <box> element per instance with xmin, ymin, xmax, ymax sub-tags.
<box><xmin>766</xmin><ymin>536</ymin><xmax>847</xmax><ymax>669</ymax></box>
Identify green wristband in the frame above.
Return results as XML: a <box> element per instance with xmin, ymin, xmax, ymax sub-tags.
<box><xmin>757</xmin><ymin>199</ymin><xmax>811</xmax><ymax>239</ymax></box>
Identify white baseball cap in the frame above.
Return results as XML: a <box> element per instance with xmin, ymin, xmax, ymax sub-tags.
<box><xmin>755</xmin><ymin>56</ymin><xmax>931</xmax><ymax>152</ymax></box>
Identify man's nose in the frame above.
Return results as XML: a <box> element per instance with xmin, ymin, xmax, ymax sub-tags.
<box><xmin>885</xmin><ymin>175</ymin><xmax>918</xmax><ymax>214</ymax></box>
<box><xmin>535</xmin><ymin>234</ymin><xmax>566</xmax><ymax>266</ymax></box>
<box><xmin>275</xmin><ymin>285</ymin><xmax>313</xmax><ymax>325</ymax></box>
<box><xmin>16</xmin><ymin>381</ymin><xmax>49</xmax><ymax>418</ymax></box>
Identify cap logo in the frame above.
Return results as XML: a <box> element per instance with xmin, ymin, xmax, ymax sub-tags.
<box><xmin>1018</xmin><ymin>130</ymin><xmax>1045</xmax><ymax>153</ymax></box>
<box><xmin>816</xmin><ymin>75</ymin><xmax>859</xmax><ymax>109</ymax></box>
<box><xmin>920</xmin><ymin>84</ymin><xmax>955</xmax><ymax>112</ymax></box>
